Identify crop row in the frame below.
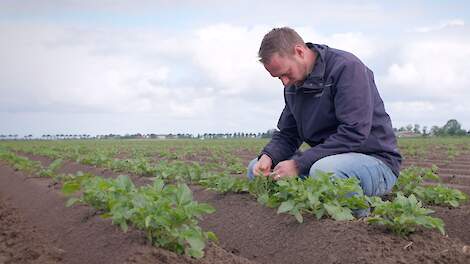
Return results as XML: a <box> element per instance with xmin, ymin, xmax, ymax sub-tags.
<box><xmin>1</xmin><ymin>147</ymin><xmax>468</xmax><ymax>239</ymax></box>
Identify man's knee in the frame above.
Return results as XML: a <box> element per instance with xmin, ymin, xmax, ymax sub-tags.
<box><xmin>309</xmin><ymin>155</ymin><xmax>347</xmax><ymax>178</ymax></box>
<box><xmin>307</xmin><ymin>153</ymin><xmax>397</xmax><ymax>197</ymax></box>
<box><xmin>247</xmin><ymin>158</ymin><xmax>258</xmax><ymax>180</ymax></box>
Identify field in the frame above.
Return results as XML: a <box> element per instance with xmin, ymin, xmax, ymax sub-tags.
<box><xmin>1</xmin><ymin>137</ymin><xmax>470</xmax><ymax>264</ymax></box>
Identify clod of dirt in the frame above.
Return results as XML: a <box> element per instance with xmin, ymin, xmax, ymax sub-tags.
<box><xmin>463</xmin><ymin>245</ymin><xmax>470</xmax><ymax>255</ymax></box>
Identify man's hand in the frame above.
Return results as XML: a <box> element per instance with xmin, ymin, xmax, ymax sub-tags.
<box><xmin>271</xmin><ymin>160</ymin><xmax>299</xmax><ymax>180</ymax></box>
<box><xmin>253</xmin><ymin>154</ymin><xmax>273</xmax><ymax>177</ymax></box>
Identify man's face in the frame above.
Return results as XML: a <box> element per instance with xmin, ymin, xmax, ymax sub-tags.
<box><xmin>263</xmin><ymin>51</ymin><xmax>308</xmax><ymax>87</ymax></box>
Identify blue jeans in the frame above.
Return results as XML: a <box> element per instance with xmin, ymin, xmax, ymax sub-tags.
<box><xmin>246</xmin><ymin>152</ymin><xmax>397</xmax><ymax>197</ymax></box>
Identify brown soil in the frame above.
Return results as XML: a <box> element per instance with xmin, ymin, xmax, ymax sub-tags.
<box><xmin>2</xmin><ymin>153</ymin><xmax>470</xmax><ymax>263</ymax></box>
<box><xmin>403</xmin><ymin>154</ymin><xmax>470</xmax><ymax>196</ymax></box>
<box><xmin>0</xmin><ymin>193</ymin><xmax>63</xmax><ymax>264</ymax></box>
<box><xmin>192</xmin><ymin>186</ymin><xmax>470</xmax><ymax>264</ymax></box>
<box><xmin>432</xmin><ymin>204</ymin><xmax>470</xmax><ymax>245</ymax></box>
<box><xmin>0</xmin><ymin>161</ymin><xmax>255</xmax><ymax>264</ymax></box>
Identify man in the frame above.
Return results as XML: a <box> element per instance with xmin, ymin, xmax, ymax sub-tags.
<box><xmin>247</xmin><ymin>27</ymin><xmax>401</xmax><ymax>198</ymax></box>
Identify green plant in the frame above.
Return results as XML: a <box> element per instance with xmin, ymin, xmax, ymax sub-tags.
<box><xmin>38</xmin><ymin>159</ymin><xmax>63</xmax><ymax>178</ymax></box>
<box><xmin>414</xmin><ymin>184</ymin><xmax>468</xmax><ymax>207</ymax></box>
<box><xmin>394</xmin><ymin>166</ymin><xmax>439</xmax><ymax>194</ymax></box>
<box><xmin>63</xmin><ymin>175</ymin><xmax>216</xmax><ymax>258</ymax></box>
<box><xmin>394</xmin><ymin>166</ymin><xmax>468</xmax><ymax>207</ymax></box>
<box><xmin>0</xmin><ymin>150</ymin><xmax>42</xmax><ymax>174</ymax></box>
<box><xmin>368</xmin><ymin>192</ymin><xmax>445</xmax><ymax>236</ymax></box>
<box><xmin>127</xmin><ymin>180</ymin><xmax>216</xmax><ymax>258</ymax></box>
<box><xmin>247</xmin><ymin>174</ymin><xmax>280</xmax><ymax>207</ymax></box>
<box><xmin>274</xmin><ymin>171</ymin><xmax>369</xmax><ymax>222</ymax></box>
<box><xmin>199</xmin><ymin>173</ymin><xmax>249</xmax><ymax>193</ymax></box>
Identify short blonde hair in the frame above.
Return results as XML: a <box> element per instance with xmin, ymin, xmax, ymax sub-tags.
<box><xmin>258</xmin><ymin>27</ymin><xmax>306</xmax><ymax>64</ymax></box>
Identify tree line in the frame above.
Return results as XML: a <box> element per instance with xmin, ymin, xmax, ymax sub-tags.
<box><xmin>1</xmin><ymin>120</ymin><xmax>468</xmax><ymax>140</ymax></box>
<box><xmin>395</xmin><ymin>119</ymin><xmax>468</xmax><ymax>136</ymax></box>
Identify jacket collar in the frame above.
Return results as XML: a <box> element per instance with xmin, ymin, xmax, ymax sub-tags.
<box><xmin>305</xmin><ymin>43</ymin><xmax>327</xmax><ymax>81</ymax></box>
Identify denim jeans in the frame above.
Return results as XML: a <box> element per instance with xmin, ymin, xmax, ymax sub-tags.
<box><xmin>247</xmin><ymin>152</ymin><xmax>397</xmax><ymax>197</ymax></box>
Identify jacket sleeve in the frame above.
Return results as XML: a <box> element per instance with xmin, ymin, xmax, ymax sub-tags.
<box><xmin>293</xmin><ymin>60</ymin><xmax>374</xmax><ymax>175</ymax></box>
<box><xmin>260</xmin><ymin>104</ymin><xmax>303</xmax><ymax>167</ymax></box>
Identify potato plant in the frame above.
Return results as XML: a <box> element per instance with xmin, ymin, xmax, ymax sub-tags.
<box><xmin>63</xmin><ymin>175</ymin><xmax>216</xmax><ymax>258</ymax></box>
<box><xmin>368</xmin><ymin>192</ymin><xmax>445</xmax><ymax>236</ymax></box>
<box><xmin>273</xmin><ymin>172</ymin><xmax>369</xmax><ymax>222</ymax></box>
<box><xmin>394</xmin><ymin>166</ymin><xmax>468</xmax><ymax>207</ymax></box>
<box><xmin>3</xmin><ymin>138</ymin><xmax>470</xmax><ymax>240</ymax></box>
<box><xmin>0</xmin><ymin>148</ymin><xmax>42</xmax><ymax>174</ymax></box>
<box><xmin>38</xmin><ymin>158</ymin><xmax>63</xmax><ymax>178</ymax></box>
<box><xmin>199</xmin><ymin>170</ymin><xmax>369</xmax><ymax>222</ymax></box>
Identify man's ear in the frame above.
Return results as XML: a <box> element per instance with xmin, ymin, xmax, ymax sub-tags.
<box><xmin>293</xmin><ymin>45</ymin><xmax>305</xmax><ymax>58</ymax></box>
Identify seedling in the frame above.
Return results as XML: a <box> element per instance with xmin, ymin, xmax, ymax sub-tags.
<box><xmin>368</xmin><ymin>192</ymin><xmax>445</xmax><ymax>236</ymax></box>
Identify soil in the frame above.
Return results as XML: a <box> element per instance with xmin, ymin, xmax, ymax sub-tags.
<box><xmin>193</xmin><ymin>186</ymin><xmax>470</xmax><ymax>264</ymax></box>
<box><xmin>2</xmin><ymin>149</ymin><xmax>470</xmax><ymax>263</ymax></box>
<box><xmin>0</xmin><ymin>193</ymin><xmax>63</xmax><ymax>264</ymax></box>
<box><xmin>0</xmin><ymin>161</ymin><xmax>255</xmax><ymax>264</ymax></box>
<box><xmin>403</xmin><ymin>151</ymin><xmax>470</xmax><ymax>195</ymax></box>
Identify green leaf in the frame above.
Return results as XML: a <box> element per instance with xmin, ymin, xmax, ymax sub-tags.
<box><xmin>277</xmin><ymin>200</ymin><xmax>295</xmax><ymax>214</ymax></box>
<box><xmin>449</xmin><ymin>200</ymin><xmax>459</xmax><ymax>207</ymax></box>
<box><xmin>324</xmin><ymin>203</ymin><xmax>354</xmax><ymax>221</ymax></box>
<box><xmin>186</xmin><ymin>235</ymin><xmax>205</xmax><ymax>259</ymax></box>
<box><xmin>314</xmin><ymin>207</ymin><xmax>325</xmax><ymax>219</ymax></box>
<box><xmin>177</xmin><ymin>184</ymin><xmax>193</xmax><ymax>205</ymax></box>
<box><xmin>145</xmin><ymin>215</ymin><xmax>152</xmax><ymax>228</ymax></box>
<box><xmin>276</xmin><ymin>180</ymin><xmax>290</xmax><ymax>187</ymax></box>
<box><xmin>307</xmin><ymin>192</ymin><xmax>319</xmax><ymax>205</ymax></box>
<box><xmin>292</xmin><ymin>207</ymin><xmax>303</xmax><ymax>223</ymax></box>
<box><xmin>62</xmin><ymin>182</ymin><xmax>81</xmax><ymax>195</ymax></box>
<box><xmin>257</xmin><ymin>193</ymin><xmax>270</xmax><ymax>205</ymax></box>
<box><xmin>188</xmin><ymin>248</ymin><xmax>204</xmax><ymax>259</ymax></box>
<box><xmin>195</xmin><ymin>203</ymin><xmax>216</xmax><ymax>215</ymax></box>
<box><xmin>65</xmin><ymin>197</ymin><xmax>80</xmax><ymax>207</ymax></box>
<box><xmin>206</xmin><ymin>231</ymin><xmax>218</xmax><ymax>242</ymax></box>
<box><xmin>100</xmin><ymin>213</ymin><xmax>112</xmax><ymax>219</ymax></box>
<box><xmin>120</xmin><ymin>221</ymin><xmax>128</xmax><ymax>232</ymax></box>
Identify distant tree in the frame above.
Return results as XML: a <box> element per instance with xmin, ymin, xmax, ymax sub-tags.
<box><xmin>413</xmin><ymin>124</ymin><xmax>421</xmax><ymax>134</ymax></box>
<box><xmin>431</xmin><ymin>125</ymin><xmax>443</xmax><ymax>136</ymax></box>
<box><xmin>422</xmin><ymin>126</ymin><xmax>428</xmax><ymax>136</ymax></box>
<box><xmin>261</xmin><ymin>129</ymin><xmax>277</xmax><ymax>138</ymax></box>
<box><xmin>441</xmin><ymin>119</ymin><xmax>466</xmax><ymax>136</ymax></box>
<box><xmin>405</xmin><ymin>124</ymin><xmax>413</xmax><ymax>132</ymax></box>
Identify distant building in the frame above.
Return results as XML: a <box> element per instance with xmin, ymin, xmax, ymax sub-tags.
<box><xmin>396</xmin><ymin>131</ymin><xmax>420</xmax><ymax>138</ymax></box>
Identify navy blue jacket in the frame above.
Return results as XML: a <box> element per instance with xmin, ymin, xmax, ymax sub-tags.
<box><xmin>261</xmin><ymin>43</ymin><xmax>402</xmax><ymax>176</ymax></box>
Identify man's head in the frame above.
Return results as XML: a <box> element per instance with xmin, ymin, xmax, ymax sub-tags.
<box><xmin>258</xmin><ymin>27</ymin><xmax>315</xmax><ymax>87</ymax></box>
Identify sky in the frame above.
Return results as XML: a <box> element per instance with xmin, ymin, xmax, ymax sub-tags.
<box><xmin>1</xmin><ymin>0</ymin><xmax>470</xmax><ymax>136</ymax></box>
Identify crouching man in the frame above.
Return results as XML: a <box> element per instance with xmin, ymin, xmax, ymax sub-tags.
<box><xmin>247</xmin><ymin>27</ymin><xmax>401</xmax><ymax>202</ymax></box>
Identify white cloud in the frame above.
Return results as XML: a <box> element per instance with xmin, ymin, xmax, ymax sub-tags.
<box><xmin>382</xmin><ymin>39</ymin><xmax>470</xmax><ymax>101</ymax></box>
<box><xmin>190</xmin><ymin>24</ymin><xmax>280</xmax><ymax>96</ymax></box>
<box><xmin>2</xmin><ymin>8</ymin><xmax>470</xmax><ymax>135</ymax></box>
<box><xmin>388</xmin><ymin>100</ymin><xmax>470</xmax><ymax>129</ymax></box>
<box><xmin>380</xmin><ymin>35</ymin><xmax>470</xmax><ymax>128</ymax></box>
<box><xmin>412</xmin><ymin>19</ymin><xmax>465</xmax><ymax>33</ymax></box>
<box><xmin>0</xmin><ymin>22</ymin><xmax>286</xmax><ymax>133</ymax></box>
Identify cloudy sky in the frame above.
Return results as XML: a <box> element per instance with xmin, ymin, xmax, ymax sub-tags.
<box><xmin>1</xmin><ymin>0</ymin><xmax>470</xmax><ymax>136</ymax></box>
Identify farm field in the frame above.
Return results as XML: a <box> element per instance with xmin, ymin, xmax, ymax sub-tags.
<box><xmin>1</xmin><ymin>137</ymin><xmax>470</xmax><ymax>263</ymax></box>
